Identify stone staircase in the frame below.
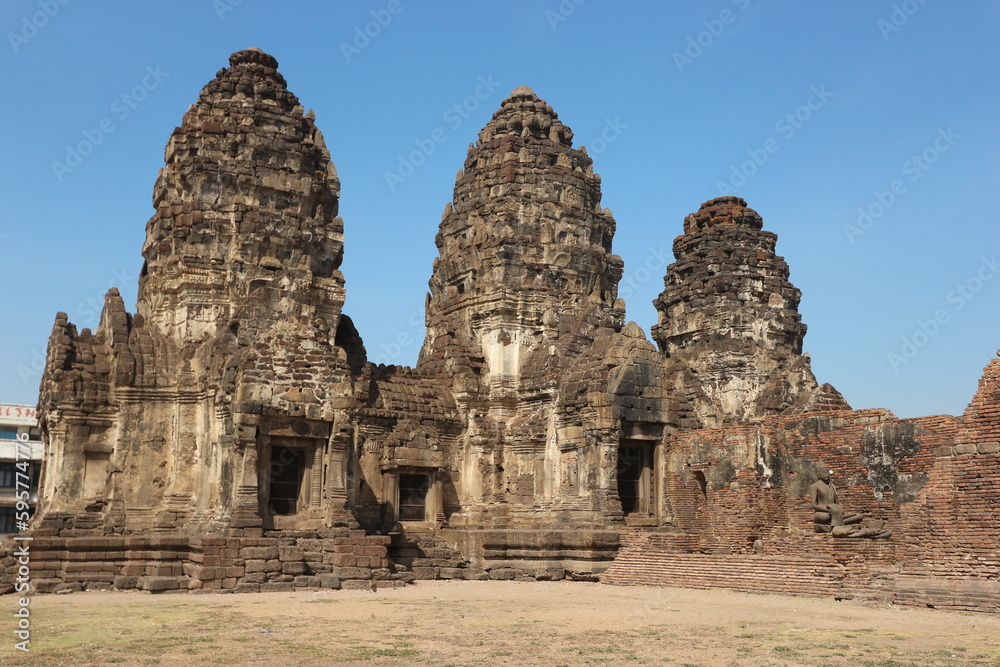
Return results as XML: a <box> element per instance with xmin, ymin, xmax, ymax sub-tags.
<box><xmin>389</xmin><ymin>530</ymin><xmax>486</xmax><ymax>580</ymax></box>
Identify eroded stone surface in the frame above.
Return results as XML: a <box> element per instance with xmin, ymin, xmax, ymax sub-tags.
<box><xmin>406</xmin><ymin>85</ymin><xmax>665</xmax><ymax>528</ymax></box>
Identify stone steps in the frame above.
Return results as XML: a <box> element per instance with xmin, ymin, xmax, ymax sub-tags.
<box><xmin>389</xmin><ymin>531</ymin><xmax>472</xmax><ymax>579</ymax></box>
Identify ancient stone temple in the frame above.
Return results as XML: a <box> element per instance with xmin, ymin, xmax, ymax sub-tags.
<box><xmin>5</xmin><ymin>49</ymin><xmax>997</xmax><ymax>610</ymax></box>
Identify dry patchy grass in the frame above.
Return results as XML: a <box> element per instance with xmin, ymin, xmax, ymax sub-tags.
<box><xmin>2</xmin><ymin>581</ymin><xmax>999</xmax><ymax>666</ymax></box>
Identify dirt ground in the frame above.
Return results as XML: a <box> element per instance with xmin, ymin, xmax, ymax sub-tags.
<box><xmin>2</xmin><ymin>581</ymin><xmax>999</xmax><ymax>666</ymax></box>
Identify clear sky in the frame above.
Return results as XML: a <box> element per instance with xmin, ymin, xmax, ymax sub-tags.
<box><xmin>1</xmin><ymin>1</ymin><xmax>998</xmax><ymax>419</ymax></box>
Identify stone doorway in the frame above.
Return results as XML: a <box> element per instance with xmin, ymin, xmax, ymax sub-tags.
<box><xmin>617</xmin><ymin>440</ymin><xmax>658</xmax><ymax>525</ymax></box>
<box><xmin>617</xmin><ymin>443</ymin><xmax>651</xmax><ymax>515</ymax></box>
<box><xmin>617</xmin><ymin>422</ymin><xmax>662</xmax><ymax>525</ymax></box>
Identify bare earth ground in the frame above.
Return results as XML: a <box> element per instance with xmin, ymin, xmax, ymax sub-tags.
<box><xmin>2</xmin><ymin>581</ymin><xmax>999</xmax><ymax>666</ymax></box>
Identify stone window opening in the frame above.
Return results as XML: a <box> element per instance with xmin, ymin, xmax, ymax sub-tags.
<box><xmin>268</xmin><ymin>445</ymin><xmax>306</xmax><ymax>515</ymax></box>
<box><xmin>398</xmin><ymin>471</ymin><xmax>431</xmax><ymax>522</ymax></box>
<box><xmin>260</xmin><ymin>436</ymin><xmax>323</xmax><ymax>522</ymax></box>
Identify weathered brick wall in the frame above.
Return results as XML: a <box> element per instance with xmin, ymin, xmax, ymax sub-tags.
<box><xmin>605</xmin><ymin>362</ymin><xmax>1000</xmax><ymax>611</ymax></box>
<box><xmin>894</xmin><ymin>359</ymin><xmax>1000</xmax><ymax>582</ymax></box>
<box><xmin>661</xmin><ymin>422</ymin><xmax>795</xmax><ymax>553</ymax></box>
<box><xmin>656</xmin><ymin>408</ymin><xmax>992</xmax><ymax>557</ymax></box>
<box><xmin>603</xmin><ymin>552</ymin><xmax>850</xmax><ymax>598</ymax></box>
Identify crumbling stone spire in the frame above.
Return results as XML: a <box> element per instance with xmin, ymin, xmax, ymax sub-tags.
<box><xmin>137</xmin><ymin>46</ymin><xmax>345</xmax><ymax>341</ymax></box>
<box><xmin>652</xmin><ymin>196</ymin><xmax>848</xmax><ymax>426</ymax></box>
<box><xmin>417</xmin><ymin>85</ymin><xmax>625</xmax><ymax>381</ymax></box>
<box><xmin>35</xmin><ymin>48</ymin><xmax>363</xmax><ymax>538</ymax></box>
<box><xmin>410</xmin><ymin>86</ymin><xmax>662</xmax><ymax>527</ymax></box>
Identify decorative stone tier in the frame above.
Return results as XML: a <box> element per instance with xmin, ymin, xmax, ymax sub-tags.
<box><xmin>0</xmin><ymin>532</ymin><xmax>405</xmax><ymax>594</ymax></box>
<box><xmin>419</xmin><ymin>84</ymin><xmax>624</xmax><ymax>379</ymax></box>
<box><xmin>389</xmin><ymin>529</ymin><xmax>620</xmax><ymax>582</ymax></box>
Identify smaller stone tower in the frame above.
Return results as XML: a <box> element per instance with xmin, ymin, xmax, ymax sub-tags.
<box><xmin>652</xmin><ymin>196</ymin><xmax>848</xmax><ymax>427</ymax></box>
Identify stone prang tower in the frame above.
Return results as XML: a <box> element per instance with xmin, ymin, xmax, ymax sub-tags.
<box><xmin>419</xmin><ymin>85</ymin><xmax>625</xmax><ymax>385</ymax></box>
<box><xmin>652</xmin><ymin>197</ymin><xmax>849</xmax><ymax>427</ymax></box>
<box><xmin>397</xmin><ymin>85</ymin><xmax>667</xmax><ymax>533</ymax></box>
<box><xmin>37</xmin><ymin>48</ymin><xmax>365</xmax><ymax>537</ymax></box>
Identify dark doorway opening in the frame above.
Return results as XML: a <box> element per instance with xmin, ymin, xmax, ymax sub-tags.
<box><xmin>617</xmin><ymin>442</ymin><xmax>654</xmax><ymax>516</ymax></box>
<box><xmin>618</xmin><ymin>445</ymin><xmax>644</xmax><ymax>515</ymax></box>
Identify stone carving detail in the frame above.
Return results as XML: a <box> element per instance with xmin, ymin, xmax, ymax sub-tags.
<box><xmin>419</xmin><ymin>85</ymin><xmax>624</xmax><ymax>378</ymax></box>
<box><xmin>411</xmin><ymin>84</ymin><xmax>666</xmax><ymax>526</ymax></box>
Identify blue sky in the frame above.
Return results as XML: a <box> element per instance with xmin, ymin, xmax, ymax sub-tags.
<box><xmin>1</xmin><ymin>1</ymin><xmax>998</xmax><ymax>419</ymax></box>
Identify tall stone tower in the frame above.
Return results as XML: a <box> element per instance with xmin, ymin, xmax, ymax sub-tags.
<box><xmin>35</xmin><ymin>48</ymin><xmax>365</xmax><ymax>536</ymax></box>
<box><xmin>138</xmin><ymin>46</ymin><xmax>345</xmax><ymax>340</ymax></box>
<box><xmin>410</xmin><ymin>87</ymin><xmax>666</xmax><ymax>529</ymax></box>
<box><xmin>652</xmin><ymin>196</ymin><xmax>848</xmax><ymax>427</ymax></box>
<box><xmin>418</xmin><ymin>85</ymin><xmax>625</xmax><ymax>385</ymax></box>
